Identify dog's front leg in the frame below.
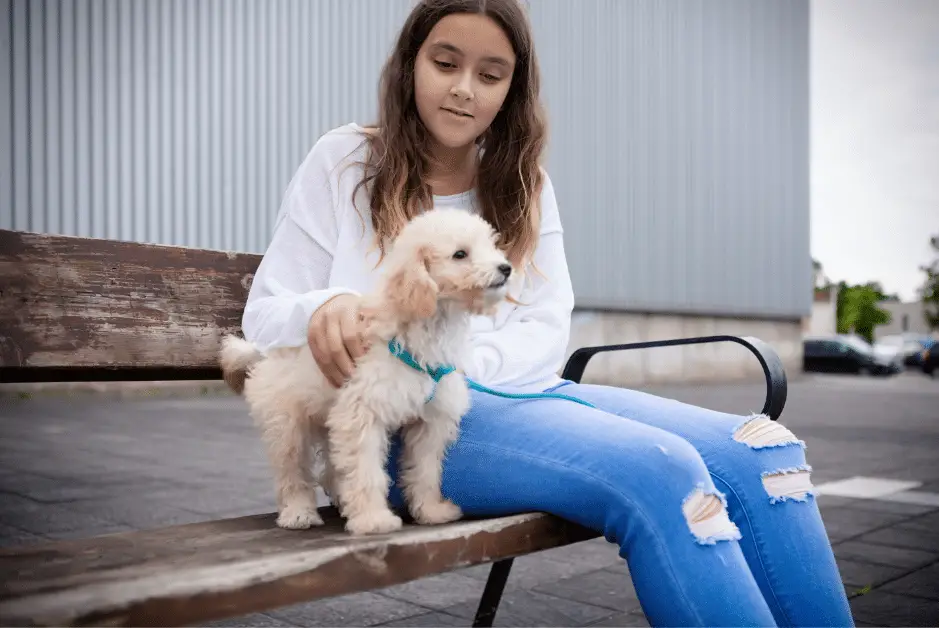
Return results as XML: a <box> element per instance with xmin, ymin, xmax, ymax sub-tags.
<box><xmin>399</xmin><ymin>417</ymin><xmax>462</xmax><ymax>525</ymax></box>
<box><xmin>326</xmin><ymin>405</ymin><xmax>402</xmax><ymax>536</ymax></box>
<box><xmin>400</xmin><ymin>380</ymin><xmax>466</xmax><ymax>525</ymax></box>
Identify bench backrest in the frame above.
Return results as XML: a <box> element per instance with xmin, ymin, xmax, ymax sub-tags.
<box><xmin>0</xmin><ymin>229</ymin><xmax>260</xmax><ymax>383</ymax></box>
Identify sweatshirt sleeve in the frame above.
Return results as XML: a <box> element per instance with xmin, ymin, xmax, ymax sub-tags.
<box><xmin>468</xmin><ymin>173</ymin><xmax>576</xmax><ymax>387</ymax></box>
<box><xmin>241</xmin><ymin>132</ymin><xmax>361</xmax><ymax>352</ymax></box>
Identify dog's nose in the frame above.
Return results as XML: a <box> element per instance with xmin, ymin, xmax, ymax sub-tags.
<box><xmin>498</xmin><ymin>264</ymin><xmax>512</xmax><ymax>278</ymax></box>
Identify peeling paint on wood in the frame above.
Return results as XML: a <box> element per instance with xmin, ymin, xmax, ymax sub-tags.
<box><xmin>0</xmin><ymin>229</ymin><xmax>261</xmax><ymax>381</ymax></box>
<box><xmin>0</xmin><ymin>508</ymin><xmax>596</xmax><ymax>627</ymax></box>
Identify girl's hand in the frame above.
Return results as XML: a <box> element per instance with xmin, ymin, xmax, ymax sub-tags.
<box><xmin>307</xmin><ymin>294</ymin><xmax>370</xmax><ymax>388</ymax></box>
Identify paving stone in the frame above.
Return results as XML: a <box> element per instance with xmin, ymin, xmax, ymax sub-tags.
<box><xmin>378</xmin><ymin>611</ymin><xmax>471</xmax><ymax>627</ymax></box>
<box><xmin>835</xmin><ymin>557</ymin><xmax>908</xmax><ymax>588</ymax></box>
<box><xmin>536</xmin><ymin>537</ymin><xmax>625</xmax><ymax>572</ymax></box>
<box><xmin>849</xmin><ymin>590</ymin><xmax>939</xmax><ymax>626</ymax></box>
<box><xmin>822</xmin><ymin>507</ymin><xmax>909</xmax><ymax>542</ymax></box>
<box><xmin>0</xmin><ymin>492</ymin><xmax>122</xmax><ymax>536</ymax></box>
<box><xmin>265</xmin><ymin>592</ymin><xmax>426</xmax><ymax>627</ymax></box>
<box><xmin>816</xmin><ymin>495</ymin><xmax>865</xmax><ymax>508</ymax></box>
<box><xmin>63</xmin><ymin>496</ymin><xmax>212</xmax><ymax>530</ymax></box>
<box><xmin>379</xmin><ymin>572</ymin><xmax>485</xmax><ymax>610</ymax></box>
<box><xmin>880</xmin><ymin>563</ymin><xmax>939</xmax><ymax>600</ymax></box>
<box><xmin>141</xmin><ymin>486</ymin><xmax>276</xmax><ymax>518</ymax></box>
<box><xmin>833</xmin><ymin>540</ymin><xmax>938</xmax><ymax>569</ymax></box>
<box><xmin>818</xmin><ymin>495</ymin><xmax>939</xmax><ymax>516</ymax></box>
<box><xmin>587</xmin><ymin>611</ymin><xmax>651</xmax><ymax>627</ymax></box>
<box><xmin>442</xmin><ymin>589</ymin><xmax>613</xmax><ymax>627</ymax></box>
<box><xmin>857</xmin><ymin>524</ymin><xmax>939</xmax><ymax>553</ymax></box>
<box><xmin>0</xmin><ymin>471</ymin><xmax>177</xmax><ymax>504</ymax></box>
<box><xmin>458</xmin><ymin>553</ymin><xmax>606</xmax><ymax>590</ymax></box>
<box><xmin>901</xmin><ymin>510</ymin><xmax>939</xmax><ymax>532</ymax></box>
<box><xmin>532</xmin><ymin>568</ymin><xmax>640</xmax><ymax>613</ymax></box>
<box><xmin>203</xmin><ymin>612</ymin><xmax>297</xmax><ymax>627</ymax></box>
<box><xmin>819</xmin><ymin>506</ymin><xmax>911</xmax><ymax>531</ymax></box>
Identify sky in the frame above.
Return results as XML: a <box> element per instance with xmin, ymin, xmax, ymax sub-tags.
<box><xmin>810</xmin><ymin>0</ymin><xmax>939</xmax><ymax>302</ymax></box>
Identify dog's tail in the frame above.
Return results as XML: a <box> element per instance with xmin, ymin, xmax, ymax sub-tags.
<box><xmin>219</xmin><ymin>334</ymin><xmax>264</xmax><ymax>395</ymax></box>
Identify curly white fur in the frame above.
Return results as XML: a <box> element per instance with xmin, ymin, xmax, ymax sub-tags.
<box><xmin>220</xmin><ymin>208</ymin><xmax>512</xmax><ymax>535</ymax></box>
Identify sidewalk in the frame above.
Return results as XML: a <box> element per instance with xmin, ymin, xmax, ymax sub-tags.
<box><xmin>1</xmin><ymin>373</ymin><xmax>937</xmax><ymax>626</ymax></box>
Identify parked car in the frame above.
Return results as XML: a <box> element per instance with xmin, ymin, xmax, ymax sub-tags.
<box><xmin>921</xmin><ymin>344</ymin><xmax>938</xmax><ymax>377</ymax></box>
<box><xmin>878</xmin><ymin>333</ymin><xmax>937</xmax><ymax>367</ymax></box>
<box><xmin>803</xmin><ymin>335</ymin><xmax>902</xmax><ymax>376</ymax></box>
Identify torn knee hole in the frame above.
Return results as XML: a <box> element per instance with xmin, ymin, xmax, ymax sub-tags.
<box><xmin>762</xmin><ymin>468</ymin><xmax>814</xmax><ymax>503</ymax></box>
<box><xmin>734</xmin><ymin>415</ymin><xmax>803</xmax><ymax>449</ymax></box>
<box><xmin>681</xmin><ymin>487</ymin><xmax>741</xmax><ymax>544</ymax></box>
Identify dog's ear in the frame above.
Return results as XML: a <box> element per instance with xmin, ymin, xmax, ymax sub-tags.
<box><xmin>386</xmin><ymin>245</ymin><xmax>438</xmax><ymax>320</ymax></box>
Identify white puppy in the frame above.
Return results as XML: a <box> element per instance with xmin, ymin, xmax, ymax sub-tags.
<box><xmin>220</xmin><ymin>208</ymin><xmax>512</xmax><ymax>536</ymax></box>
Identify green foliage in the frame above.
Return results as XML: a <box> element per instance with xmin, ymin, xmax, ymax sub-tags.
<box><xmin>918</xmin><ymin>234</ymin><xmax>939</xmax><ymax>331</ymax></box>
<box><xmin>836</xmin><ymin>282</ymin><xmax>893</xmax><ymax>343</ymax></box>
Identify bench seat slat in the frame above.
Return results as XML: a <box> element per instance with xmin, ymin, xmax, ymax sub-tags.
<box><xmin>0</xmin><ymin>507</ymin><xmax>597</xmax><ymax>627</ymax></box>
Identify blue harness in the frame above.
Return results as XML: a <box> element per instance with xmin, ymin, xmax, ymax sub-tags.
<box><xmin>387</xmin><ymin>338</ymin><xmax>596</xmax><ymax>408</ymax></box>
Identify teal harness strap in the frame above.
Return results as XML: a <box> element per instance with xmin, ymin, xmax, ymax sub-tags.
<box><xmin>388</xmin><ymin>338</ymin><xmax>456</xmax><ymax>402</ymax></box>
<box><xmin>387</xmin><ymin>338</ymin><xmax>596</xmax><ymax>409</ymax></box>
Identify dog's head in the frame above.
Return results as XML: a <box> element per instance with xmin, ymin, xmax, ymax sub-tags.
<box><xmin>381</xmin><ymin>208</ymin><xmax>513</xmax><ymax>321</ymax></box>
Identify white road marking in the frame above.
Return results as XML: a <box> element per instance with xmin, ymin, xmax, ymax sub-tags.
<box><xmin>815</xmin><ymin>476</ymin><xmax>939</xmax><ymax>506</ymax></box>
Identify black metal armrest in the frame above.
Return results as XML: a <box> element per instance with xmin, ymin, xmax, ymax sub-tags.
<box><xmin>560</xmin><ymin>335</ymin><xmax>788</xmax><ymax>421</ymax></box>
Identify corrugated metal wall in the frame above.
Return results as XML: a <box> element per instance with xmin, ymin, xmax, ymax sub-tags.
<box><xmin>533</xmin><ymin>0</ymin><xmax>811</xmax><ymax>318</ymax></box>
<box><xmin>1</xmin><ymin>0</ymin><xmax>810</xmax><ymax>318</ymax></box>
<box><xmin>1</xmin><ymin>0</ymin><xmax>413</xmax><ymax>252</ymax></box>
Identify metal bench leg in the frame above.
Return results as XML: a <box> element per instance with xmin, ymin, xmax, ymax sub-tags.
<box><xmin>472</xmin><ymin>558</ymin><xmax>514</xmax><ymax>627</ymax></box>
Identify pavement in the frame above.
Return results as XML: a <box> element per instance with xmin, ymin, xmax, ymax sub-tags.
<box><xmin>1</xmin><ymin>371</ymin><xmax>937</xmax><ymax>627</ymax></box>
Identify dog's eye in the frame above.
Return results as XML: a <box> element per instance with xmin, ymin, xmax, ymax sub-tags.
<box><xmin>452</xmin><ymin>250</ymin><xmax>468</xmax><ymax>260</ymax></box>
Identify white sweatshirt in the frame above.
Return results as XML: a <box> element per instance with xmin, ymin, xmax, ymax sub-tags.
<box><xmin>241</xmin><ymin>123</ymin><xmax>576</xmax><ymax>393</ymax></box>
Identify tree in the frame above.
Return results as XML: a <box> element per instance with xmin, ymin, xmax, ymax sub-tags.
<box><xmin>919</xmin><ymin>234</ymin><xmax>939</xmax><ymax>331</ymax></box>
<box><xmin>836</xmin><ymin>283</ymin><xmax>893</xmax><ymax>343</ymax></box>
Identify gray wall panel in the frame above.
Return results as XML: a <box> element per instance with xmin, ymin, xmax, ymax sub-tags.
<box><xmin>1</xmin><ymin>0</ymin><xmax>810</xmax><ymax>318</ymax></box>
<box><xmin>533</xmin><ymin>0</ymin><xmax>811</xmax><ymax>318</ymax></box>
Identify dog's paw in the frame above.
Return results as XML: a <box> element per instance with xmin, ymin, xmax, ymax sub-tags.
<box><xmin>345</xmin><ymin>509</ymin><xmax>403</xmax><ymax>536</ymax></box>
<box><xmin>413</xmin><ymin>499</ymin><xmax>463</xmax><ymax>525</ymax></box>
<box><xmin>277</xmin><ymin>503</ymin><xmax>325</xmax><ymax>530</ymax></box>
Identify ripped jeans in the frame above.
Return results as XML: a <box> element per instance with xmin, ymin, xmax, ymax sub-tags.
<box><xmin>387</xmin><ymin>381</ymin><xmax>855</xmax><ymax>627</ymax></box>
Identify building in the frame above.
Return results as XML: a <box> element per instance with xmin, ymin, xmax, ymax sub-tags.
<box><xmin>1</xmin><ymin>0</ymin><xmax>811</xmax><ymax>385</ymax></box>
<box><xmin>874</xmin><ymin>301</ymin><xmax>936</xmax><ymax>340</ymax></box>
<box><xmin>803</xmin><ymin>286</ymin><xmax>840</xmax><ymax>338</ymax></box>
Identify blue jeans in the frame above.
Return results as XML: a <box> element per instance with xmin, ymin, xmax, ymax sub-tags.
<box><xmin>387</xmin><ymin>381</ymin><xmax>854</xmax><ymax>627</ymax></box>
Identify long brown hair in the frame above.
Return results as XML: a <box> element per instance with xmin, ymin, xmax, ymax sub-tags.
<box><xmin>352</xmin><ymin>0</ymin><xmax>547</xmax><ymax>269</ymax></box>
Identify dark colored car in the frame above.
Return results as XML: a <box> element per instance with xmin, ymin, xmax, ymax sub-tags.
<box><xmin>922</xmin><ymin>345</ymin><xmax>938</xmax><ymax>377</ymax></box>
<box><xmin>914</xmin><ymin>337</ymin><xmax>937</xmax><ymax>368</ymax></box>
<box><xmin>803</xmin><ymin>336</ymin><xmax>901</xmax><ymax>376</ymax></box>
<box><xmin>881</xmin><ymin>334</ymin><xmax>938</xmax><ymax>367</ymax></box>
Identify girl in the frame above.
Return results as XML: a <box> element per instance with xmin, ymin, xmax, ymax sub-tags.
<box><xmin>242</xmin><ymin>0</ymin><xmax>855</xmax><ymax>625</ymax></box>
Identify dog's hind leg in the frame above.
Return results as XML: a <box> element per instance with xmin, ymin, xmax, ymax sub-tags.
<box><xmin>326</xmin><ymin>404</ymin><xmax>402</xmax><ymax>536</ymax></box>
<box><xmin>400</xmin><ymin>408</ymin><xmax>463</xmax><ymax>526</ymax></box>
<box><xmin>259</xmin><ymin>408</ymin><xmax>324</xmax><ymax>529</ymax></box>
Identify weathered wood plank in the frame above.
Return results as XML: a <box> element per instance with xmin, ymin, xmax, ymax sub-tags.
<box><xmin>0</xmin><ymin>229</ymin><xmax>261</xmax><ymax>381</ymax></box>
<box><xmin>0</xmin><ymin>507</ymin><xmax>597</xmax><ymax>627</ymax></box>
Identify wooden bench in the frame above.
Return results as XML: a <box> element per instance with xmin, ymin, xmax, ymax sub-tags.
<box><xmin>0</xmin><ymin>228</ymin><xmax>789</xmax><ymax>627</ymax></box>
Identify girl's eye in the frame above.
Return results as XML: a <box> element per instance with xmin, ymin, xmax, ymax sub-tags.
<box><xmin>434</xmin><ymin>60</ymin><xmax>456</xmax><ymax>69</ymax></box>
<box><xmin>481</xmin><ymin>73</ymin><xmax>500</xmax><ymax>83</ymax></box>
<box><xmin>452</xmin><ymin>250</ymin><xmax>468</xmax><ymax>260</ymax></box>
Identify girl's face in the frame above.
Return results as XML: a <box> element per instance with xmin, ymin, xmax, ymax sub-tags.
<box><xmin>414</xmin><ymin>13</ymin><xmax>517</xmax><ymax>152</ymax></box>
